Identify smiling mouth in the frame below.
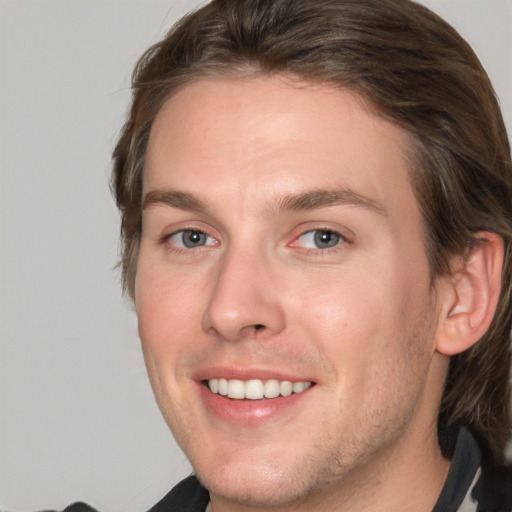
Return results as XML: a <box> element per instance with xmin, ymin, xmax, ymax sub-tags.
<box><xmin>205</xmin><ymin>378</ymin><xmax>314</xmax><ymax>400</ymax></box>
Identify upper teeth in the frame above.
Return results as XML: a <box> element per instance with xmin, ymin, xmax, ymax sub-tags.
<box><xmin>207</xmin><ymin>378</ymin><xmax>312</xmax><ymax>400</ymax></box>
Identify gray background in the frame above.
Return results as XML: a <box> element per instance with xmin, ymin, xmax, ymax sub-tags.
<box><xmin>0</xmin><ymin>1</ymin><xmax>511</xmax><ymax>511</ymax></box>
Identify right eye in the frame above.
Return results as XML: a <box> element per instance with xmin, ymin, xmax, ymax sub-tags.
<box><xmin>168</xmin><ymin>229</ymin><xmax>217</xmax><ymax>249</ymax></box>
<box><xmin>294</xmin><ymin>229</ymin><xmax>345</xmax><ymax>250</ymax></box>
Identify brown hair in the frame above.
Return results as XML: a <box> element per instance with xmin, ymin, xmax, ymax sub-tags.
<box><xmin>112</xmin><ymin>0</ymin><xmax>512</xmax><ymax>460</ymax></box>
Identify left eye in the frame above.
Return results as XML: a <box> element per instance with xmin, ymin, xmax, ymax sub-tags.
<box><xmin>169</xmin><ymin>230</ymin><xmax>216</xmax><ymax>249</ymax></box>
<box><xmin>296</xmin><ymin>229</ymin><xmax>344</xmax><ymax>249</ymax></box>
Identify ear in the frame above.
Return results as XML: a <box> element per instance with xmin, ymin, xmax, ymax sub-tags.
<box><xmin>436</xmin><ymin>231</ymin><xmax>504</xmax><ymax>356</ymax></box>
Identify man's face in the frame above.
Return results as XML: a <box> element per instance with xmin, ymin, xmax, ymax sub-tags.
<box><xmin>136</xmin><ymin>76</ymin><xmax>448</xmax><ymax>508</ymax></box>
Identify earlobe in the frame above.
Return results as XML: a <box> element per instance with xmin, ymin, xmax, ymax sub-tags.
<box><xmin>436</xmin><ymin>232</ymin><xmax>504</xmax><ymax>356</ymax></box>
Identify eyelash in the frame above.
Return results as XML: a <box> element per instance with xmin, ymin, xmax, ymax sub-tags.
<box><xmin>160</xmin><ymin>228</ymin><xmax>218</xmax><ymax>253</ymax></box>
<box><xmin>159</xmin><ymin>227</ymin><xmax>351</xmax><ymax>256</ymax></box>
<box><xmin>290</xmin><ymin>228</ymin><xmax>350</xmax><ymax>255</ymax></box>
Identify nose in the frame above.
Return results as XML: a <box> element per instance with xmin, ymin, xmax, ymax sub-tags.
<box><xmin>201</xmin><ymin>246</ymin><xmax>286</xmax><ymax>342</ymax></box>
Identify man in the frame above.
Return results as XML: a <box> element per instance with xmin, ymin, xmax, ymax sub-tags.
<box><xmin>64</xmin><ymin>0</ymin><xmax>512</xmax><ymax>510</ymax></box>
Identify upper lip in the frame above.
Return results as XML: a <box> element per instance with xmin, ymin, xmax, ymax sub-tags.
<box><xmin>193</xmin><ymin>366</ymin><xmax>316</xmax><ymax>383</ymax></box>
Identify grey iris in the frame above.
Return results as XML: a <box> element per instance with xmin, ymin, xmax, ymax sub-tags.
<box><xmin>182</xmin><ymin>230</ymin><xmax>207</xmax><ymax>248</ymax></box>
<box><xmin>314</xmin><ymin>230</ymin><xmax>340</xmax><ymax>249</ymax></box>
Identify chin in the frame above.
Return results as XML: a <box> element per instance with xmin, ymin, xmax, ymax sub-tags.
<box><xmin>191</xmin><ymin>443</ymin><xmax>343</xmax><ymax>509</ymax></box>
<box><xmin>197</xmin><ymin>462</ymin><xmax>308</xmax><ymax>508</ymax></box>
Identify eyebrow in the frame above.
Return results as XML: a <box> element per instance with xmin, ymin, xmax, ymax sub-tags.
<box><xmin>273</xmin><ymin>188</ymin><xmax>386</xmax><ymax>216</ymax></box>
<box><xmin>142</xmin><ymin>189</ymin><xmax>208</xmax><ymax>213</ymax></box>
<box><xmin>142</xmin><ymin>187</ymin><xmax>386</xmax><ymax>216</ymax></box>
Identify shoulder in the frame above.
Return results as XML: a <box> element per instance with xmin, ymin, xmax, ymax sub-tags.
<box><xmin>434</xmin><ymin>427</ymin><xmax>512</xmax><ymax>512</ymax></box>
<box><xmin>29</xmin><ymin>476</ymin><xmax>207</xmax><ymax>512</ymax></box>
<box><xmin>61</xmin><ymin>505</ymin><xmax>99</xmax><ymax>512</ymax></box>
<box><xmin>472</xmin><ymin>450</ymin><xmax>512</xmax><ymax>511</ymax></box>
<box><xmin>34</xmin><ymin>504</ymin><xmax>99</xmax><ymax>512</ymax></box>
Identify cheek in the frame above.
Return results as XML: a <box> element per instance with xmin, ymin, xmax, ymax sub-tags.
<box><xmin>292</xmin><ymin>268</ymin><xmax>436</xmax><ymax>436</ymax></box>
<box><xmin>287</xmin><ymin>255</ymin><xmax>434</xmax><ymax>372</ymax></box>
<box><xmin>137</xmin><ymin>260</ymin><xmax>205</xmax><ymax>328</ymax></box>
<box><xmin>288</xmin><ymin>267</ymin><xmax>393</xmax><ymax>343</ymax></box>
<box><xmin>135</xmin><ymin>266</ymin><xmax>207</xmax><ymax>381</ymax></box>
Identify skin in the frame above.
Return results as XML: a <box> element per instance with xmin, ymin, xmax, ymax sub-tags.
<box><xmin>136</xmin><ymin>75</ymin><xmax>453</xmax><ymax>511</ymax></box>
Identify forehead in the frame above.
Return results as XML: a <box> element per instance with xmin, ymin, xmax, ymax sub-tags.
<box><xmin>144</xmin><ymin>75</ymin><xmax>418</xmax><ymax>222</ymax></box>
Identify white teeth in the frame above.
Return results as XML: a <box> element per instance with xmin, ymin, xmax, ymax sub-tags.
<box><xmin>207</xmin><ymin>378</ymin><xmax>313</xmax><ymax>400</ymax></box>
<box><xmin>218</xmin><ymin>378</ymin><xmax>228</xmax><ymax>396</ymax></box>
<box><xmin>264</xmin><ymin>379</ymin><xmax>280</xmax><ymax>398</ymax></box>
<box><xmin>293</xmin><ymin>382</ymin><xmax>305</xmax><ymax>393</ymax></box>
<box><xmin>227</xmin><ymin>379</ymin><xmax>245</xmax><ymax>399</ymax></box>
<box><xmin>209</xmin><ymin>378</ymin><xmax>219</xmax><ymax>394</ymax></box>
<box><xmin>245</xmin><ymin>379</ymin><xmax>265</xmax><ymax>400</ymax></box>
<box><xmin>280</xmin><ymin>381</ymin><xmax>293</xmax><ymax>397</ymax></box>
<box><xmin>292</xmin><ymin>381</ymin><xmax>312</xmax><ymax>393</ymax></box>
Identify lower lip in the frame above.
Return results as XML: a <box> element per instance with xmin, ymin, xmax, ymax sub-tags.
<box><xmin>199</xmin><ymin>383</ymin><xmax>313</xmax><ymax>425</ymax></box>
